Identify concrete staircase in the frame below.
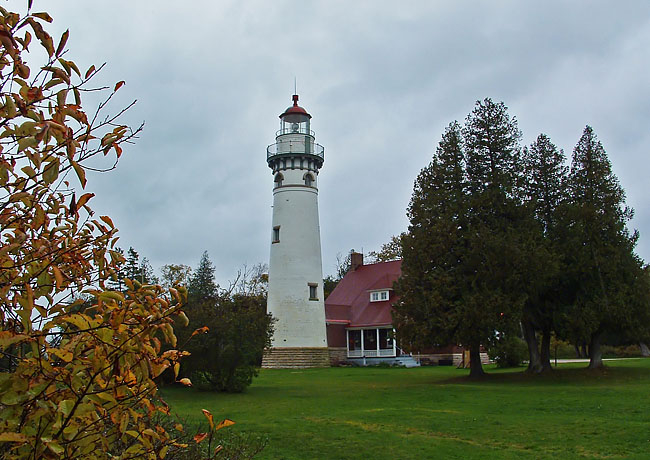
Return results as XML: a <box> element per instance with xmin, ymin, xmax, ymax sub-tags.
<box><xmin>262</xmin><ymin>347</ymin><xmax>330</xmax><ymax>368</ymax></box>
<box><xmin>395</xmin><ymin>355</ymin><xmax>420</xmax><ymax>368</ymax></box>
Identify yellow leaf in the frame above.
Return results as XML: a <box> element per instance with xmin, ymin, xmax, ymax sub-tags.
<box><xmin>202</xmin><ymin>409</ymin><xmax>214</xmax><ymax>430</ymax></box>
<box><xmin>0</xmin><ymin>432</ymin><xmax>28</xmax><ymax>443</ymax></box>
<box><xmin>0</xmin><ymin>332</ymin><xmax>29</xmax><ymax>349</ymax></box>
<box><xmin>173</xmin><ymin>362</ymin><xmax>180</xmax><ymax>379</ymax></box>
<box><xmin>71</xmin><ymin>161</ymin><xmax>86</xmax><ymax>188</ymax></box>
<box><xmin>177</xmin><ymin>312</ymin><xmax>189</xmax><ymax>327</ymax></box>
<box><xmin>33</xmin><ymin>12</ymin><xmax>53</xmax><ymax>23</ymax></box>
<box><xmin>52</xmin><ymin>265</ymin><xmax>64</xmax><ymax>291</ymax></box>
<box><xmin>178</xmin><ymin>378</ymin><xmax>192</xmax><ymax>387</ymax></box>
<box><xmin>214</xmin><ymin>419</ymin><xmax>235</xmax><ymax>431</ymax></box>
<box><xmin>43</xmin><ymin>158</ymin><xmax>60</xmax><ymax>185</ymax></box>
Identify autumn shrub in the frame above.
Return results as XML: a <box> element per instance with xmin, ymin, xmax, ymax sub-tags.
<box><xmin>0</xmin><ymin>3</ymin><xmax>214</xmax><ymax>458</ymax></box>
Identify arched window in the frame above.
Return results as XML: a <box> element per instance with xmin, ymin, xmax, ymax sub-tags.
<box><xmin>304</xmin><ymin>173</ymin><xmax>315</xmax><ymax>187</ymax></box>
<box><xmin>274</xmin><ymin>173</ymin><xmax>284</xmax><ymax>188</ymax></box>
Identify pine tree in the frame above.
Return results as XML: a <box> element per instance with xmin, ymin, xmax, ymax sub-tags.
<box><xmin>188</xmin><ymin>251</ymin><xmax>219</xmax><ymax>302</ymax></box>
<box><xmin>395</xmin><ymin>121</ymin><xmax>472</xmax><ymax>369</ymax></box>
<box><xmin>461</xmin><ymin>99</ymin><xmax>528</xmax><ymax>376</ymax></box>
<box><xmin>562</xmin><ymin>126</ymin><xmax>644</xmax><ymax>368</ymax></box>
<box><xmin>520</xmin><ymin>134</ymin><xmax>569</xmax><ymax>372</ymax></box>
<box><xmin>125</xmin><ymin>247</ymin><xmax>142</xmax><ymax>282</ymax></box>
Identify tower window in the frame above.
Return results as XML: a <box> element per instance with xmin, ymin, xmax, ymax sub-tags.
<box><xmin>272</xmin><ymin>226</ymin><xmax>280</xmax><ymax>243</ymax></box>
<box><xmin>274</xmin><ymin>173</ymin><xmax>283</xmax><ymax>188</ymax></box>
<box><xmin>308</xmin><ymin>283</ymin><xmax>318</xmax><ymax>301</ymax></box>
<box><xmin>304</xmin><ymin>173</ymin><xmax>315</xmax><ymax>187</ymax></box>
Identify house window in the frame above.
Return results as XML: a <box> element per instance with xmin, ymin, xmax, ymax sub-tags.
<box><xmin>274</xmin><ymin>173</ymin><xmax>283</xmax><ymax>188</ymax></box>
<box><xmin>370</xmin><ymin>290</ymin><xmax>389</xmax><ymax>302</ymax></box>
<box><xmin>272</xmin><ymin>226</ymin><xmax>280</xmax><ymax>243</ymax></box>
<box><xmin>348</xmin><ymin>330</ymin><xmax>361</xmax><ymax>351</ymax></box>
<box><xmin>304</xmin><ymin>172</ymin><xmax>315</xmax><ymax>187</ymax></box>
<box><xmin>308</xmin><ymin>283</ymin><xmax>318</xmax><ymax>300</ymax></box>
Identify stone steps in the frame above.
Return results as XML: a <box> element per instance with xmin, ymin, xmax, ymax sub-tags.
<box><xmin>262</xmin><ymin>347</ymin><xmax>331</xmax><ymax>369</ymax></box>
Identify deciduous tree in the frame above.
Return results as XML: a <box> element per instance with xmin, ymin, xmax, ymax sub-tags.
<box><xmin>0</xmin><ymin>3</ymin><xmax>193</xmax><ymax>458</ymax></box>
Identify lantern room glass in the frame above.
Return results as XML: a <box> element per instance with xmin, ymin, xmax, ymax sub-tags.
<box><xmin>280</xmin><ymin>113</ymin><xmax>311</xmax><ymax>136</ymax></box>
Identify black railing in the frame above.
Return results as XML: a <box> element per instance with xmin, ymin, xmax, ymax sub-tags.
<box><xmin>276</xmin><ymin>127</ymin><xmax>315</xmax><ymax>137</ymax></box>
<box><xmin>267</xmin><ymin>140</ymin><xmax>324</xmax><ymax>161</ymax></box>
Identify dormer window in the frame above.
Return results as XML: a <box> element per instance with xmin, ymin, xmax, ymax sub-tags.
<box><xmin>370</xmin><ymin>290</ymin><xmax>389</xmax><ymax>302</ymax></box>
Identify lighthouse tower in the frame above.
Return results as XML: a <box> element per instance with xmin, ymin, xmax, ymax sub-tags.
<box><xmin>262</xmin><ymin>94</ymin><xmax>329</xmax><ymax>368</ymax></box>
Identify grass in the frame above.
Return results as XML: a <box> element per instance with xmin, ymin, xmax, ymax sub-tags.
<box><xmin>161</xmin><ymin>359</ymin><xmax>650</xmax><ymax>459</ymax></box>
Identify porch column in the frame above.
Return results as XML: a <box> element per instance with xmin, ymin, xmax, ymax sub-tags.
<box><xmin>360</xmin><ymin>329</ymin><xmax>364</xmax><ymax>357</ymax></box>
<box><xmin>376</xmin><ymin>329</ymin><xmax>380</xmax><ymax>355</ymax></box>
<box><xmin>346</xmin><ymin>329</ymin><xmax>350</xmax><ymax>357</ymax></box>
<box><xmin>393</xmin><ymin>328</ymin><xmax>397</xmax><ymax>356</ymax></box>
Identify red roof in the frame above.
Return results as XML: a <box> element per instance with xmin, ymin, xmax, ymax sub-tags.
<box><xmin>325</xmin><ymin>260</ymin><xmax>401</xmax><ymax>328</ymax></box>
<box><xmin>280</xmin><ymin>94</ymin><xmax>311</xmax><ymax>119</ymax></box>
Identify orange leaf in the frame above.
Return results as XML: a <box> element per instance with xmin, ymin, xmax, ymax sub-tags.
<box><xmin>85</xmin><ymin>65</ymin><xmax>95</xmax><ymax>79</ymax></box>
<box><xmin>114</xmin><ymin>81</ymin><xmax>125</xmax><ymax>91</ymax></box>
<box><xmin>214</xmin><ymin>419</ymin><xmax>235</xmax><ymax>431</ymax></box>
<box><xmin>76</xmin><ymin>192</ymin><xmax>94</xmax><ymax>209</ymax></box>
<box><xmin>193</xmin><ymin>433</ymin><xmax>207</xmax><ymax>444</ymax></box>
<box><xmin>201</xmin><ymin>409</ymin><xmax>214</xmax><ymax>430</ymax></box>
<box><xmin>52</xmin><ymin>265</ymin><xmax>64</xmax><ymax>291</ymax></box>
<box><xmin>178</xmin><ymin>378</ymin><xmax>192</xmax><ymax>387</ymax></box>
<box><xmin>190</xmin><ymin>326</ymin><xmax>209</xmax><ymax>338</ymax></box>
<box><xmin>100</xmin><ymin>215</ymin><xmax>114</xmax><ymax>229</ymax></box>
<box><xmin>55</xmin><ymin>29</ymin><xmax>68</xmax><ymax>56</ymax></box>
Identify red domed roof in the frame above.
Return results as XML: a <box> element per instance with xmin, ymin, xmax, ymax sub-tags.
<box><xmin>280</xmin><ymin>94</ymin><xmax>311</xmax><ymax>119</ymax></box>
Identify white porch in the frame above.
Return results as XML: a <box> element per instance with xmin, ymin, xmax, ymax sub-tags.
<box><xmin>346</xmin><ymin>327</ymin><xmax>396</xmax><ymax>358</ymax></box>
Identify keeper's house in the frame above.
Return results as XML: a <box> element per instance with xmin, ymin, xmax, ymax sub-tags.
<box><xmin>325</xmin><ymin>252</ymin><xmax>465</xmax><ymax>367</ymax></box>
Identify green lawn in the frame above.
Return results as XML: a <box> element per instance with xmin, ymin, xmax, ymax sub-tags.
<box><xmin>161</xmin><ymin>359</ymin><xmax>650</xmax><ymax>459</ymax></box>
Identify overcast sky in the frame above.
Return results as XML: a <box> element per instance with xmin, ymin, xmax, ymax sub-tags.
<box><xmin>27</xmin><ymin>1</ymin><xmax>650</xmax><ymax>285</ymax></box>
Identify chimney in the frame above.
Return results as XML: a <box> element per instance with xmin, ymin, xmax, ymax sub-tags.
<box><xmin>350</xmin><ymin>251</ymin><xmax>363</xmax><ymax>271</ymax></box>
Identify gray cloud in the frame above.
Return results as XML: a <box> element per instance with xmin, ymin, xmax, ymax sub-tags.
<box><xmin>34</xmin><ymin>0</ymin><xmax>650</xmax><ymax>283</ymax></box>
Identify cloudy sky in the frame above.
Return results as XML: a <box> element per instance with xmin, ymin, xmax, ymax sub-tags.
<box><xmin>26</xmin><ymin>0</ymin><xmax>650</xmax><ymax>284</ymax></box>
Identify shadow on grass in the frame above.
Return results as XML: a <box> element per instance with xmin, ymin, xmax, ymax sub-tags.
<box><xmin>440</xmin><ymin>360</ymin><xmax>650</xmax><ymax>386</ymax></box>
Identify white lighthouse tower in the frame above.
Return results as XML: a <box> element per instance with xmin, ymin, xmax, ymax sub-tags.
<box><xmin>262</xmin><ymin>94</ymin><xmax>329</xmax><ymax>368</ymax></box>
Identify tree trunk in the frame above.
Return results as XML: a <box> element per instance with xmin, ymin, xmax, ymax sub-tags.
<box><xmin>580</xmin><ymin>343</ymin><xmax>588</xmax><ymax>359</ymax></box>
<box><xmin>522</xmin><ymin>320</ymin><xmax>542</xmax><ymax>373</ymax></box>
<box><xmin>588</xmin><ymin>332</ymin><xmax>604</xmax><ymax>369</ymax></box>
<box><xmin>574</xmin><ymin>344</ymin><xmax>581</xmax><ymax>358</ymax></box>
<box><xmin>640</xmin><ymin>342</ymin><xmax>650</xmax><ymax>357</ymax></box>
<box><xmin>469</xmin><ymin>345</ymin><xmax>485</xmax><ymax>378</ymax></box>
<box><xmin>539</xmin><ymin>329</ymin><xmax>553</xmax><ymax>372</ymax></box>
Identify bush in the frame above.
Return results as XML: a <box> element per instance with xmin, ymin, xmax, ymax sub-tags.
<box><xmin>488</xmin><ymin>335</ymin><xmax>528</xmax><ymax>368</ymax></box>
<box><xmin>179</xmin><ymin>293</ymin><xmax>274</xmax><ymax>393</ymax></box>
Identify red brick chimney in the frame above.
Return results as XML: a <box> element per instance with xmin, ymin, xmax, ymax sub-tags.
<box><xmin>350</xmin><ymin>251</ymin><xmax>363</xmax><ymax>271</ymax></box>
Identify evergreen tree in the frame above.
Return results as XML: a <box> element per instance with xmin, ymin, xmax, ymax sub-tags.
<box><xmin>520</xmin><ymin>134</ymin><xmax>569</xmax><ymax>372</ymax></box>
<box><xmin>188</xmin><ymin>251</ymin><xmax>219</xmax><ymax>302</ymax></box>
<box><xmin>461</xmin><ymin>99</ymin><xmax>528</xmax><ymax>376</ymax></box>
<box><xmin>562</xmin><ymin>126</ymin><xmax>645</xmax><ymax>368</ymax></box>
<box><xmin>124</xmin><ymin>247</ymin><xmax>142</xmax><ymax>282</ymax></box>
<box><xmin>395</xmin><ymin>121</ymin><xmax>472</xmax><ymax>370</ymax></box>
